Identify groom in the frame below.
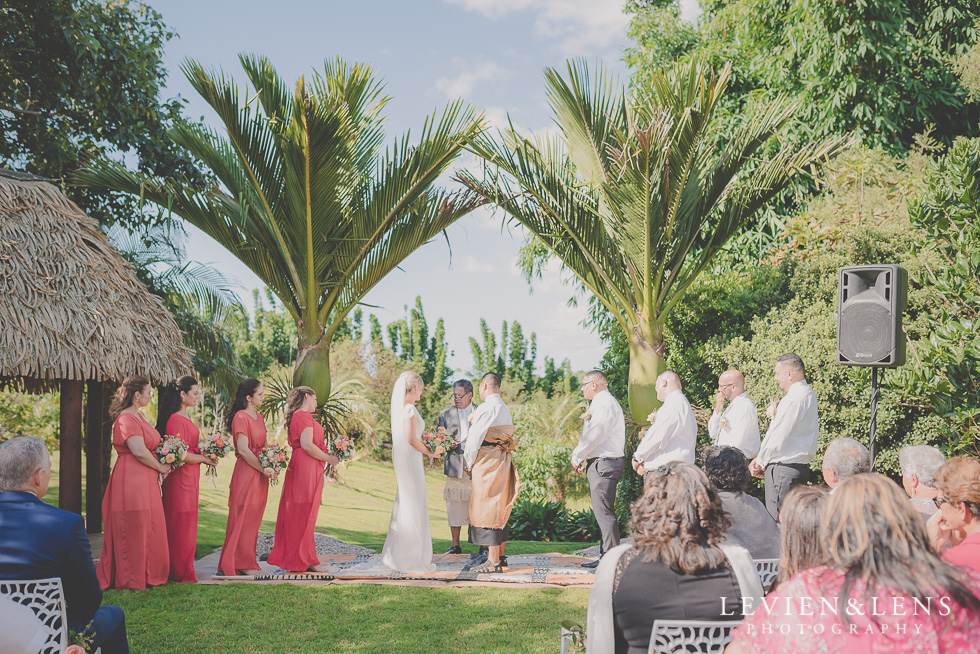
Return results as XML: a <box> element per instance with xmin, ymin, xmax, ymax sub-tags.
<box><xmin>464</xmin><ymin>372</ymin><xmax>519</xmax><ymax>573</ymax></box>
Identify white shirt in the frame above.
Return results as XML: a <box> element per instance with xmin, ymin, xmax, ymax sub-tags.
<box><xmin>707</xmin><ymin>392</ymin><xmax>761</xmax><ymax>458</ymax></box>
<box><xmin>572</xmin><ymin>389</ymin><xmax>625</xmax><ymax>466</ymax></box>
<box><xmin>455</xmin><ymin>404</ymin><xmax>474</xmax><ymax>447</ymax></box>
<box><xmin>463</xmin><ymin>393</ymin><xmax>513</xmax><ymax>468</ymax></box>
<box><xmin>756</xmin><ymin>380</ymin><xmax>819</xmax><ymax>468</ymax></box>
<box><xmin>633</xmin><ymin>390</ymin><xmax>697</xmax><ymax>472</ymax></box>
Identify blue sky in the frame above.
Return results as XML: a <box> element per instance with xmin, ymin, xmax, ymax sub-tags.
<box><xmin>151</xmin><ymin>0</ymin><xmax>699</xmax><ymax>375</ymax></box>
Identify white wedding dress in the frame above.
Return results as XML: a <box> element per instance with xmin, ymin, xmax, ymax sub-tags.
<box><xmin>380</xmin><ymin>378</ymin><xmax>436</xmax><ymax>574</ymax></box>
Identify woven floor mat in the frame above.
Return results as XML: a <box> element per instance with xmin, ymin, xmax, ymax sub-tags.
<box><xmin>210</xmin><ymin>553</ymin><xmax>596</xmax><ymax>587</ymax></box>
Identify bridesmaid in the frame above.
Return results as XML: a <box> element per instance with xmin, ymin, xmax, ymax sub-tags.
<box><xmin>267</xmin><ymin>387</ymin><xmax>339</xmax><ymax>572</ymax></box>
<box><xmin>157</xmin><ymin>376</ymin><xmax>215</xmax><ymax>583</ymax></box>
<box><xmin>97</xmin><ymin>375</ymin><xmax>173</xmax><ymax>590</ymax></box>
<box><xmin>217</xmin><ymin>379</ymin><xmax>274</xmax><ymax>576</ymax></box>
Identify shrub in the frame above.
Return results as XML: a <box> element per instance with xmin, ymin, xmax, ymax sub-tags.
<box><xmin>0</xmin><ymin>390</ymin><xmax>60</xmax><ymax>451</ymax></box>
<box><xmin>508</xmin><ymin>499</ymin><xmax>601</xmax><ymax>542</ymax></box>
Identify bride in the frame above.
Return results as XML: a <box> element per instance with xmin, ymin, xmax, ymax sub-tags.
<box><xmin>381</xmin><ymin>371</ymin><xmax>439</xmax><ymax>573</ymax></box>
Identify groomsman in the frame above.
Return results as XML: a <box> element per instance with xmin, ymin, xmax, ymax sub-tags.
<box><xmin>438</xmin><ymin>379</ymin><xmax>477</xmax><ymax>554</ymax></box>
<box><xmin>707</xmin><ymin>369</ymin><xmax>760</xmax><ymax>459</ymax></box>
<box><xmin>571</xmin><ymin>370</ymin><xmax>625</xmax><ymax>569</ymax></box>
<box><xmin>632</xmin><ymin>371</ymin><xmax>697</xmax><ymax>474</ymax></box>
<box><xmin>749</xmin><ymin>353</ymin><xmax>819</xmax><ymax>520</ymax></box>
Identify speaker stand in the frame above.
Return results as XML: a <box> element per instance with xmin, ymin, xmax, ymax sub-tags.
<box><xmin>869</xmin><ymin>367</ymin><xmax>881</xmax><ymax>470</ymax></box>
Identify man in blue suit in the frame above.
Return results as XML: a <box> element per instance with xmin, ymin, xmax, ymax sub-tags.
<box><xmin>0</xmin><ymin>436</ymin><xmax>129</xmax><ymax>654</ymax></box>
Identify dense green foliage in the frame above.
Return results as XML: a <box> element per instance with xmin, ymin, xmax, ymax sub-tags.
<box><xmin>508</xmin><ymin>499</ymin><xmax>600</xmax><ymax>542</ymax></box>
<box><xmin>0</xmin><ymin>0</ymin><xmax>201</xmax><ymax>227</ymax></box>
<box><xmin>625</xmin><ymin>0</ymin><xmax>980</xmax><ymax>153</ymax></box>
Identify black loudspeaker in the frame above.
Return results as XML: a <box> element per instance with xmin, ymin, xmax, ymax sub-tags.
<box><xmin>837</xmin><ymin>265</ymin><xmax>907</xmax><ymax>367</ymax></box>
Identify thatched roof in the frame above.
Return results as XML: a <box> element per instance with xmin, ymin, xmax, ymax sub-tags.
<box><xmin>0</xmin><ymin>171</ymin><xmax>192</xmax><ymax>391</ymax></box>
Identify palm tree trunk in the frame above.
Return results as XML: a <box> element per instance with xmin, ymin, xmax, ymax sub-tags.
<box><xmin>294</xmin><ymin>332</ymin><xmax>332</xmax><ymax>403</ymax></box>
<box><xmin>627</xmin><ymin>326</ymin><xmax>667</xmax><ymax>424</ymax></box>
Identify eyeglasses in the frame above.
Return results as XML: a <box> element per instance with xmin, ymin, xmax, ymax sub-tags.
<box><xmin>718</xmin><ymin>383</ymin><xmax>736</xmax><ymax>390</ymax></box>
<box><xmin>580</xmin><ymin>381</ymin><xmax>595</xmax><ymax>388</ymax></box>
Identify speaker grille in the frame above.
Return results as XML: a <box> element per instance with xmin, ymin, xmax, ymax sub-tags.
<box><xmin>839</xmin><ymin>303</ymin><xmax>894</xmax><ymax>362</ymax></box>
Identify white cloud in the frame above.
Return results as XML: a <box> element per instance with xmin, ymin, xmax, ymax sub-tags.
<box><xmin>456</xmin><ymin>256</ymin><xmax>498</xmax><ymax>274</ymax></box>
<box><xmin>434</xmin><ymin>59</ymin><xmax>509</xmax><ymax>99</ymax></box>
<box><xmin>443</xmin><ymin>0</ymin><xmax>630</xmax><ymax>56</ymax></box>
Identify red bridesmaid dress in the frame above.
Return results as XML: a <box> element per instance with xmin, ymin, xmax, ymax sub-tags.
<box><xmin>161</xmin><ymin>413</ymin><xmax>201</xmax><ymax>583</ymax></box>
<box><xmin>267</xmin><ymin>410</ymin><xmax>326</xmax><ymax>572</ymax></box>
<box><xmin>96</xmin><ymin>412</ymin><xmax>170</xmax><ymax>590</ymax></box>
<box><xmin>217</xmin><ymin>411</ymin><xmax>269</xmax><ymax>576</ymax></box>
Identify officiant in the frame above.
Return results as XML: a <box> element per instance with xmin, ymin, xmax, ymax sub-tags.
<box><xmin>438</xmin><ymin>379</ymin><xmax>477</xmax><ymax>554</ymax></box>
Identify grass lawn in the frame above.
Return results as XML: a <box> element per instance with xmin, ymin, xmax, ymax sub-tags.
<box><xmin>49</xmin><ymin>453</ymin><xmax>592</xmax><ymax>652</ymax></box>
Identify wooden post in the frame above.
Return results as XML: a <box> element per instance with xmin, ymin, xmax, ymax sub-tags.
<box><xmin>59</xmin><ymin>379</ymin><xmax>84</xmax><ymax>515</ymax></box>
<box><xmin>85</xmin><ymin>380</ymin><xmax>105</xmax><ymax>533</ymax></box>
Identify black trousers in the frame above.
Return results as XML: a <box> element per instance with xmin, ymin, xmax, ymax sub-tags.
<box><xmin>764</xmin><ymin>462</ymin><xmax>810</xmax><ymax>521</ymax></box>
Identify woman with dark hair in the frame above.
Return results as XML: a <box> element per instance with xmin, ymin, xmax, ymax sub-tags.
<box><xmin>217</xmin><ymin>378</ymin><xmax>273</xmax><ymax>576</ymax></box>
<box><xmin>728</xmin><ymin>474</ymin><xmax>980</xmax><ymax>653</ymax></box>
<box><xmin>773</xmin><ymin>485</ymin><xmax>828</xmax><ymax>588</ymax></box>
<box><xmin>586</xmin><ymin>462</ymin><xmax>763</xmax><ymax>654</ymax></box>
<box><xmin>157</xmin><ymin>376</ymin><xmax>214</xmax><ymax>583</ymax></box>
<box><xmin>702</xmin><ymin>445</ymin><xmax>779</xmax><ymax>559</ymax></box>
<box><xmin>267</xmin><ymin>387</ymin><xmax>340</xmax><ymax>572</ymax></box>
<box><xmin>97</xmin><ymin>375</ymin><xmax>173</xmax><ymax>590</ymax></box>
<box><xmin>930</xmin><ymin>457</ymin><xmax>980</xmax><ymax>574</ymax></box>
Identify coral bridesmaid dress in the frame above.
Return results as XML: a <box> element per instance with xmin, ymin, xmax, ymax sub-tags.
<box><xmin>267</xmin><ymin>410</ymin><xmax>326</xmax><ymax>572</ymax></box>
<box><xmin>217</xmin><ymin>411</ymin><xmax>269</xmax><ymax>576</ymax></box>
<box><xmin>96</xmin><ymin>412</ymin><xmax>169</xmax><ymax>590</ymax></box>
<box><xmin>161</xmin><ymin>413</ymin><xmax>201</xmax><ymax>583</ymax></box>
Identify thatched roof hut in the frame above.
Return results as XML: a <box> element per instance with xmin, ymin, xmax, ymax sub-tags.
<box><xmin>0</xmin><ymin>169</ymin><xmax>193</xmax><ymax>528</ymax></box>
<box><xmin>0</xmin><ymin>170</ymin><xmax>191</xmax><ymax>389</ymax></box>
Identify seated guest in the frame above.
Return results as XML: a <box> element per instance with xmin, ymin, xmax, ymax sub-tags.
<box><xmin>771</xmin><ymin>485</ymin><xmax>828</xmax><ymax>589</ymax></box>
<box><xmin>928</xmin><ymin>457</ymin><xmax>980</xmax><ymax>575</ymax></box>
<box><xmin>0</xmin><ymin>437</ymin><xmax>129</xmax><ymax>654</ymax></box>
<box><xmin>900</xmin><ymin>444</ymin><xmax>946</xmax><ymax>521</ymax></box>
<box><xmin>701</xmin><ymin>446</ymin><xmax>779</xmax><ymax>559</ymax></box>
<box><xmin>820</xmin><ymin>437</ymin><xmax>871</xmax><ymax>491</ymax></box>
<box><xmin>727</xmin><ymin>474</ymin><xmax>980</xmax><ymax>653</ymax></box>
<box><xmin>587</xmin><ymin>463</ymin><xmax>763</xmax><ymax>654</ymax></box>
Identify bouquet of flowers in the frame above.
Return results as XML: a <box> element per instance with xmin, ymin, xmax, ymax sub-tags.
<box><xmin>155</xmin><ymin>434</ymin><xmax>188</xmax><ymax>467</ymax></box>
<box><xmin>259</xmin><ymin>444</ymin><xmax>289</xmax><ymax>486</ymax></box>
<box><xmin>420</xmin><ymin>426</ymin><xmax>457</xmax><ymax>455</ymax></box>
<box><xmin>327</xmin><ymin>433</ymin><xmax>356</xmax><ymax>463</ymax></box>
<box><xmin>199</xmin><ymin>432</ymin><xmax>235</xmax><ymax>478</ymax></box>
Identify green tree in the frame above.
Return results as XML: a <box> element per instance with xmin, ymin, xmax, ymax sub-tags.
<box><xmin>383</xmin><ymin>297</ymin><xmax>452</xmax><ymax>392</ymax></box>
<box><xmin>626</xmin><ymin>0</ymin><xmax>980</xmax><ymax>153</ymax></box>
<box><xmin>0</xmin><ymin>0</ymin><xmax>201</xmax><ymax>227</ymax></box>
<box><xmin>460</xmin><ymin>58</ymin><xmax>845</xmax><ymax>422</ymax></box>
<box><xmin>79</xmin><ymin>55</ymin><xmax>484</xmax><ymax>403</ymax></box>
<box><xmin>468</xmin><ymin>319</ymin><xmax>539</xmax><ymax>394</ymax></box>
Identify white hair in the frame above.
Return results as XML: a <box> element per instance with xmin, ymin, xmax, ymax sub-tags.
<box><xmin>898</xmin><ymin>445</ymin><xmax>946</xmax><ymax>487</ymax></box>
<box><xmin>823</xmin><ymin>437</ymin><xmax>871</xmax><ymax>481</ymax></box>
<box><xmin>0</xmin><ymin>436</ymin><xmax>48</xmax><ymax>491</ymax></box>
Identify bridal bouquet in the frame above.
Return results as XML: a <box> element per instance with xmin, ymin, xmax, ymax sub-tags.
<box><xmin>156</xmin><ymin>435</ymin><xmax>188</xmax><ymax>467</ymax></box>
<box><xmin>327</xmin><ymin>433</ymin><xmax>356</xmax><ymax>463</ymax></box>
<box><xmin>200</xmin><ymin>432</ymin><xmax>234</xmax><ymax>478</ymax></box>
<box><xmin>260</xmin><ymin>444</ymin><xmax>289</xmax><ymax>486</ymax></box>
<box><xmin>420</xmin><ymin>426</ymin><xmax>456</xmax><ymax>455</ymax></box>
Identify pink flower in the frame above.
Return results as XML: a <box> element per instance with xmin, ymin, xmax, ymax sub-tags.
<box><xmin>66</xmin><ymin>646</ymin><xmax>86</xmax><ymax>654</ymax></box>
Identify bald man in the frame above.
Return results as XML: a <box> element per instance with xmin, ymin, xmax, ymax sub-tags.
<box><xmin>707</xmin><ymin>369</ymin><xmax>760</xmax><ymax>459</ymax></box>
<box><xmin>632</xmin><ymin>370</ymin><xmax>697</xmax><ymax>474</ymax></box>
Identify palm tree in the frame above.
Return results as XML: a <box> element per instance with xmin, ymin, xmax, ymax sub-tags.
<box><xmin>79</xmin><ymin>55</ymin><xmax>485</xmax><ymax>401</ymax></box>
<box><xmin>107</xmin><ymin>223</ymin><xmax>244</xmax><ymax>396</ymax></box>
<box><xmin>458</xmin><ymin>58</ymin><xmax>847</xmax><ymax>423</ymax></box>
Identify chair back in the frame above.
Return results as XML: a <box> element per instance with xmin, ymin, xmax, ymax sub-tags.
<box><xmin>647</xmin><ymin>619</ymin><xmax>742</xmax><ymax>654</ymax></box>
<box><xmin>0</xmin><ymin>577</ymin><xmax>68</xmax><ymax>654</ymax></box>
<box><xmin>753</xmin><ymin>558</ymin><xmax>780</xmax><ymax>590</ymax></box>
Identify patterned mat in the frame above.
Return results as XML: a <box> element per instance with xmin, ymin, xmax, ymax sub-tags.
<box><xmin>210</xmin><ymin>553</ymin><xmax>596</xmax><ymax>587</ymax></box>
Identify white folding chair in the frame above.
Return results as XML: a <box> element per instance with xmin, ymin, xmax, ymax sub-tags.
<box><xmin>647</xmin><ymin>619</ymin><xmax>742</xmax><ymax>654</ymax></box>
<box><xmin>0</xmin><ymin>577</ymin><xmax>68</xmax><ymax>654</ymax></box>
<box><xmin>753</xmin><ymin>558</ymin><xmax>780</xmax><ymax>589</ymax></box>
